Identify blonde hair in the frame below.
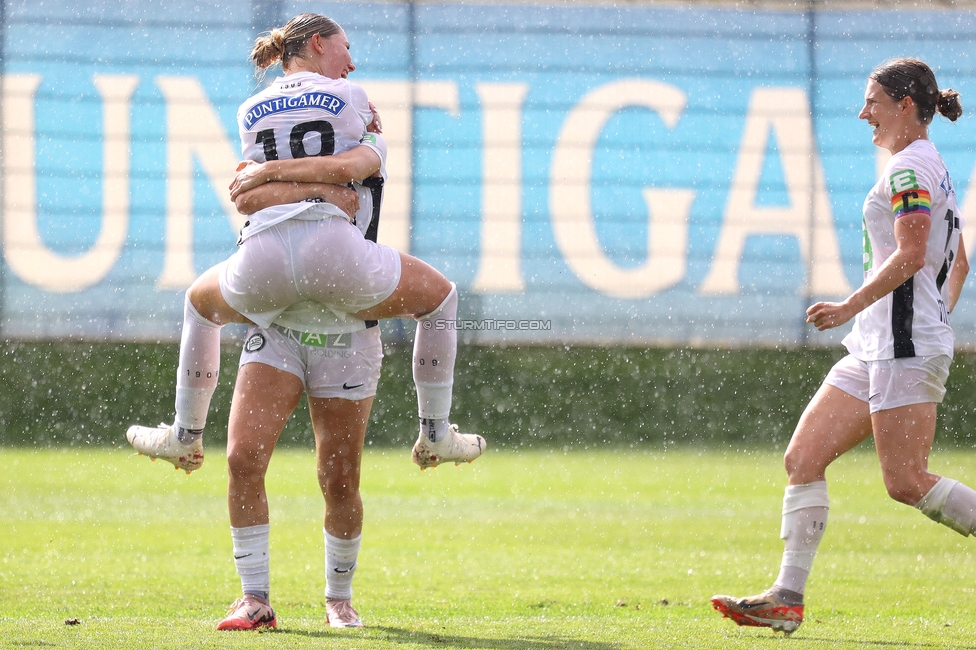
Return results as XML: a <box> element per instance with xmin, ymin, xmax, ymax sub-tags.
<box><xmin>250</xmin><ymin>13</ymin><xmax>342</xmax><ymax>71</ymax></box>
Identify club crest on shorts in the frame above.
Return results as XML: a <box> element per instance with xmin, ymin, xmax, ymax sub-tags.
<box><xmin>244</xmin><ymin>333</ymin><xmax>266</xmax><ymax>353</ymax></box>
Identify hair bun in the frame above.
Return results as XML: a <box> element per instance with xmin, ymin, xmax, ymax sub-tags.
<box><xmin>270</xmin><ymin>28</ymin><xmax>286</xmax><ymax>54</ymax></box>
<box><xmin>938</xmin><ymin>88</ymin><xmax>963</xmax><ymax>122</ymax></box>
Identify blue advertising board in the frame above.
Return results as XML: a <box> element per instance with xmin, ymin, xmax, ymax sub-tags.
<box><xmin>3</xmin><ymin>1</ymin><xmax>976</xmax><ymax>346</ymax></box>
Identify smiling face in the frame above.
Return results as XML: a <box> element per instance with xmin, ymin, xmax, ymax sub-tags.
<box><xmin>317</xmin><ymin>30</ymin><xmax>355</xmax><ymax>79</ymax></box>
<box><xmin>283</xmin><ymin>28</ymin><xmax>355</xmax><ymax>80</ymax></box>
<box><xmin>858</xmin><ymin>78</ymin><xmax>922</xmax><ymax>154</ymax></box>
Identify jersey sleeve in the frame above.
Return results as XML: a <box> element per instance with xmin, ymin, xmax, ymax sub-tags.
<box><xmin>359</xmin><ymin>132</ymin><xmax>388</xmax><ymax>180</ymax></box>
<box><xmin>886</xmin><ymin>165</ymin><xmax>932</xmax><ymax>221</ymax></box>
<box><xmin>348</xmin><ymin>82</ymin><xmax>375</xmax><ymax>128</ymax></box>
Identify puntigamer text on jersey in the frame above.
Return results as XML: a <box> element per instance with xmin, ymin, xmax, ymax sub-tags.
<box><xmin>243</xmin><ymin>92</ymin><xmax>347</xmax><ymax>130</ymax></box>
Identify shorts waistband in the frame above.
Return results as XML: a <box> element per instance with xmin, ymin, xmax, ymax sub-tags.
<box><xmin>268</xmin><ymin>322</ymin><xmax>376</xmax><ymax>342</ymax></box>
<box><xmin>269</xmin><ymin>322</ymin><xmax>299</xmax><ymax>338</ymax></box>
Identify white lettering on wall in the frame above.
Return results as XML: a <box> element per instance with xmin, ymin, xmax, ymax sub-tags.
<box><xmin>472</xmin><ymin>82</ymin><xmax>530</xmax><ymax>293</ymax></box>
<box><xmin>155</xmin><ymin>76</ymin><xmax>244</xmax><ymax>289</ymax></box>
<box><xmin>700</xmin><ymin>87</ymin><xmax>851</xmax><ymax>297</ymax></box>
<box><xmin>959</xmin><ymin>159</ymin><xmax>976</xmax><ymax>257</ymax></box>
<box><xmin>358</xmin><ymin>81</ymin><xmax>461</xmax><ymax>254</ymax></box>
<box><xmin>549</xmin><ymin>79</ymin><xmax>693</xmax><ymax>298</ymax></box>
<box><xmin>3</xmin><ymin>73</ymin><xmax>137</xmax><ymax>293</ymax></box>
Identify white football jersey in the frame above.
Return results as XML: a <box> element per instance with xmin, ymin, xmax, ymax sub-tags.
<box><xmin>235</xmin><ymin>71</ymin><xmax>381</xmax><ymax>240</ymax></box>
<box><xmin>844</xmin><ymin>139</ymin><xmax>962</xmax><ymax>361</ymax></box>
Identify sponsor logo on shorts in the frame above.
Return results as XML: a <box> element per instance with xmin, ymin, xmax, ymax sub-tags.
<box><xmin>300</xmin><ymin>332</ymin><xmax>351</xmax><ymax>349</ymax></box>
<box><xmin>342</xmin><ymin>382</ymin><xmax>365</xmax><ymax>390</ymax></box>
<box><xmin>244</xmin><ymin>333</ymin><xmax>266</xmax><ymax>352</ymax></box>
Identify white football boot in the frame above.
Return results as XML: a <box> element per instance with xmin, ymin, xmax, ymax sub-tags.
<box><xmin>411</xmin><ymin>424</ymin><xmax>485</xmax><ymax>470</ymax></box>
<box><xmin>126</xmin><ymin>423</ymin><xmax>204</xmax><ymax>474</ymax></box>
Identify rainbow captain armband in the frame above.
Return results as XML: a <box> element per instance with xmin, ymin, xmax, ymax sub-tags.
<box><xmin>891</xmin><ymin>188</ymin><xmax>931</xmax><ymax>219</ymax></box>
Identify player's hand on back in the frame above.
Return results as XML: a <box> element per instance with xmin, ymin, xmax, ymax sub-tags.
<box><xmin>366</xmin><ymin>102</ymin><xmax>383</xmax><ymax>133</ymax></box>
<box><xmin>230</xmin><ymin>161</ymin><xmax>269</xmax><ymax>201</ymax></box>
<box><xmin>320</xmin><ymin>185</ymin><xmax>360</xmax><ymax>222</ymax></box>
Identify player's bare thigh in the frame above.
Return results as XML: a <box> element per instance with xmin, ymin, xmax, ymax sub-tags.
<box><xmin>352</xmin><ymin>253</ymin><xmax>452</xmax><ymax>320</ymax></box>
<box><xmin>784</xmin><ymin>383</ymin><xmax>872</xmax><ymax>485</ymax></box>
<box><xmin>188</xmin><ymin>264</ymin><xmax>252</xmax><ymax>326</ymax></box>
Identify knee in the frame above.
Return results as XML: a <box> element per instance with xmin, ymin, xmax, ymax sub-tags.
<box><xmin>186</xmin><ymin>269</ymin><xmax>240</xmax><ymax>324</ymax></box>
<box><xmin>186</xmin><ymin>275</ymin><xmax>213</xmax><ymax>310</ymax></box>
<box><xmin>326</xmin><ymin>482</ymin><xmax>360</xmax><ymax>504</ymax></box>
<box><xmin>321</xmin><ymin>467</ymin><xmax>361</xmax><ymax>502</ymax></box>
<box><xmin>882</xmin><ymin>475</ymin><xmax>927</xmax><ymax>506</ymax></box>
<box><xmin>783</xmin><ymin>441</ymin><xmax>838</xmax><ymax>485</ymax></box>
<box><xmin>783</xmin><ymin>446</ymin><xmax>799</xmax><ymax>478</ymax></box>
<box><xmin>436</xmin><ymin>277</ymin><xmax>454</xmax><ymax>303</ymax></box>
<box><xmin>783</xmin><ymin>446</ymin><xmax>815</xmax><ymax>483</ymax></box>
<box><xmin>418</xmin><ymin>279</ymin><xmax>455</xmax><ymax>320</ymax></box>
<box><xmin>880</xmin><ymin>464</ymin><xmax>934</xmax><ymax>505</ymax></box>
<box><xmin>226</xmin><ymin>446</ymin><xmax>267</xmax><ymax>485</ymax></box>
<box><xmin>323</xmin><ymin>479</ymin><xmax>361</xmax><ymax>515</ymax></box>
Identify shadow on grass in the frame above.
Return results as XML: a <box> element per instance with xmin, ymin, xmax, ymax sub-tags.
<box><xmin>792</xmin><ymin>637</ymin><xmax>976</xmax><ymax>649</ymax></box>
<box><xmin>278</xmin><ymin>625</ymin><xmax>621</xmax><ymax>649</ymax></box>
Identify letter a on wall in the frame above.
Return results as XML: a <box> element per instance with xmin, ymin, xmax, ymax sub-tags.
<box><xmin>699</xmin><ymin>87</ymin><xmax>851</xmax><ymax>297</ymax></box>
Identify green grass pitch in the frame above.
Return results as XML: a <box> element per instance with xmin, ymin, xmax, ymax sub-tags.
<box><xmin>3</xmin><ymin>446</ymin><xmax>976</xmax><ymax>649</ymax></box>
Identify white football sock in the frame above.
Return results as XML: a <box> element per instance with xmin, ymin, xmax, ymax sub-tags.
<box><xmin>325</xmin><ymin>531</ymin><xmax>361</xmax><ymax>600</ymax></box>
<box><xmin>231</xmin><ymin>524</ymin><xmax>270</xmax><ymax>601</ymax></box>
<box><xmin>414</xmin><ymin>284</ymin><xmax>457</xmax><ymax>441</ymax></box>
<box><xmin>773</xmin><ymin>481</ymin><xmax>829</xmax><ymax>597</ymax></box>
<box><xmin>174</xmin><ymin>295</ymin><xmax>221</xmax><ymax>433</ymax></box>
<box><xmin>916</xmin><ymin>477</ymin><xmax>976</xmax><ymax>536</ymax></box>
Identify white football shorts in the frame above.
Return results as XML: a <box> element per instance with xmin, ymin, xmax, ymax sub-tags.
<box><xmin>220</xmin><ymin>215</ymin><xmax>401</xmax><ymax>334</ymax></box>
<box><xmin>239</xmin><ymin>323</ymin><xmax>383</xmax><ymax>401</ymax></box>
<box><xmin>824</xmin><ymin>353</ymin><xmax>950</xmax><ymax>413</ymax></box>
